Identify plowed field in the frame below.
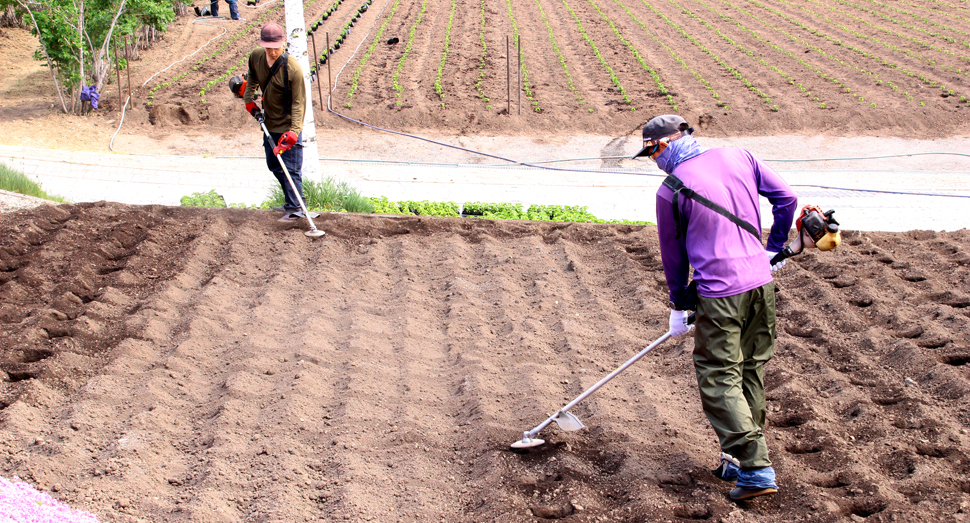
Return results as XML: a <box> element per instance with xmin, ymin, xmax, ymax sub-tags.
<box><xmin>2</xmin><ymin>0</ymin><xmax>970</xmax><ymax>521</ymax></box>
<box><xmin>32</xmin><ymin>0</ymin><xmax>970</xmax><ymax>138</ymax></box>
<box><xmin>1</xmin><ymin>203</ymin><xmax>969</xmax><ymax>522</ymax></box>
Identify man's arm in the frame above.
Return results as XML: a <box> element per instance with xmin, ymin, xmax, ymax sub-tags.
<box><xmin>753</xmin><ymin>155</ymin><xmax>798</xmax><ymax>253</ymax></box>
<box><xmin>656</xmin><ymin>193</ymin><xmax>692</xmax><ymax>308</ymax></box>
<box><xmin>243</xmin><ymin>51</ymin><xmax>259</xmax><ymax>104</ymax></box>
<box><xmin>287</xmin><ymin>56</ymin><xmax>307</xmax><ymax>136</ymax></box>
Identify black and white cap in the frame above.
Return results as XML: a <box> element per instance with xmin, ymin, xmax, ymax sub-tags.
<box><xmin>633</xmin><ymin>115</ymin><xmax>694</xmax><ymax>158</ymax></box>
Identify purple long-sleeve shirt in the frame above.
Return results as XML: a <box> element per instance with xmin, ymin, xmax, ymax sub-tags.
<box><xmin>656</xmin><ymin>147</ymin><xmax>797</xmax><ymax>306</ymax></box>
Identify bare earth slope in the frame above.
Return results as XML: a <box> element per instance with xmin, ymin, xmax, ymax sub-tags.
<box><xmin>1</xmin><ymin>203</ymin><xmax>968</xmax><ymax>522</ymax></box>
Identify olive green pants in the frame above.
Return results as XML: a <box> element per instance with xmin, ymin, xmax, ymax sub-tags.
<box><xmin>693</xmin><ymin>282</ymin><xmax>775</xmax><ymax>469</ymax></box>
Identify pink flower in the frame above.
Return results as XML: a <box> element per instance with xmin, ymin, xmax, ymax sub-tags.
<box><xmin>0</xmin><ymin>476</ymin><xmax>100</xmax><ymax>523</ymax></box>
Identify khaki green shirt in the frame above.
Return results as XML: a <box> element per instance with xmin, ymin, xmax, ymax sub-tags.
<box><xmin>243</xmin><ymin>48</ymin><xmax>306</xmax><ymax>135</ymax></box>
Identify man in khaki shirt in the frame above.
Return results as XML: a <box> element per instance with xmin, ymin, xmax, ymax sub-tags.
<box><xmin>244</xmin><ymin>22</ymin><xmax>311</xmax><ymax>222</ymax></box>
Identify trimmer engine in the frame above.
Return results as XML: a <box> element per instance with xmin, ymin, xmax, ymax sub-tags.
<box><xmin>228</xmin><ymin>74</ymin><xmax>248</xmax><ymax>98</ymax></box>
<box><xmin>771</xmin><ymin>205</ymin><xmax>841</xmax><ymax>264</ymax></box>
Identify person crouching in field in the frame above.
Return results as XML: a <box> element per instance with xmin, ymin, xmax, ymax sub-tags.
<box><xmin>243</xmin><ymin>22</ymin><xmax>314</xmax><ymax>223</ymax></box>
<box><xmin>635</xmin><ymin>114</ymin><xmax>797</xmax><ymax>501</ymax></box>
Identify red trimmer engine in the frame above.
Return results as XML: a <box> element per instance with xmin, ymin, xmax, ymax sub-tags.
<box><xmin>228</xmin><ymin>74</ymin><xmax>247</xmax><ymax>98</ymax></box>
<box><xmin>770</xmin><ymin>205</ymin><xmax>841</xmax><ymax>265</ymax></box>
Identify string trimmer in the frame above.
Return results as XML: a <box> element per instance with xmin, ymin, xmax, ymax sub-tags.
<box><xmin>510</xmin><ymin>315</ymin><xmax>694</xmax><ymax>449</ymax></box>
<box><xmin>770</xmin><ymin>205</ymin><xmax>841</xmax><ymax>265</ymax></box>
<box><xmin>257</xmin><ymin>118</ymin><xmax>326</xmax><ymax>239</ymax></box>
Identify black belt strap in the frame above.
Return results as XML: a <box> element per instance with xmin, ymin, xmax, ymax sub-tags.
<box><xmin>662</xmin><ymin>174</ymin><xmax>761</xmax><ymax>241</ymax></box>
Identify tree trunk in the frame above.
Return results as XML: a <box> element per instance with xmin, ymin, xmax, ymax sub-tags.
<box><xmin>16</xmin><ymin>0</ymin><xmax>68</xmax><ymax>113</ymax></box>
<box><xmin>92</xmin><ymin>0</ymin><xmax>128</xmax><ymax>93</ymax></box>
<box><xmin>77</xmin><ymin>0</ymin><xmax>85</xmax><ymax>115</ymax></box>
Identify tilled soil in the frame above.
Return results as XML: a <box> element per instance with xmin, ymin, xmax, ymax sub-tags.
<box><xmin>1</xmin><ymin>202</ymin><xmax>968</xmax><ymax>522</ymax></box>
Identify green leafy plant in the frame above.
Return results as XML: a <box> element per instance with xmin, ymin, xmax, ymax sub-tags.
<box><xmin>180</xmin><ymin>190</ymin><xmax>227</xmax><ymax>208</ymax></box>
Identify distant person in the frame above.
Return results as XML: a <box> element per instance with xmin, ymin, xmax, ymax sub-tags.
<box><xmin>635</xmin><ymin>114</ymin><xmax>797</xmax><ymax>501</ymax></box>
<box><xmin>205</xmin><ymin>0</ymin><xmax>245</xmax><ymax>20</ymax></box>
<box><xmin>243</xmin><ymin>22</ymin><xmax>312</xmax><ymax>222</ymax></box>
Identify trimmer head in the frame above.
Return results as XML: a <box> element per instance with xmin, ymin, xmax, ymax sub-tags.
<box><xmin>510</xmin><ymin>433</ymin><xmax>545</xmax><ymax>449</ymax></box>
<box><xmin>305</xmin><ymin>229</ymin><xmax>326</xmax><ymax>239</ymax></box>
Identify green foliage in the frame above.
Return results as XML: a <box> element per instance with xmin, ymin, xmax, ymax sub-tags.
<box><xmin>180</xmin><ymin>190</ymin><xmax>227</xmax><ymax>208</ymax></box>
<box><xmin>372</xmin><ymin>199</ymin><xmax>650</xmax><ymax>224</ymax></box>
<box><xmin>396</xmin><ymin>200</ymin><xmax>461</xmax><ymax>217</ymax></box>
<box><xmin>0</xmin><ymin>162</ymin><xmax>65</xmax><ymax>202</ymax></box>
<box><xmin>18</xmin><ymin>0</ymin><xmax>177</xmax><ymax>94</ymax></box>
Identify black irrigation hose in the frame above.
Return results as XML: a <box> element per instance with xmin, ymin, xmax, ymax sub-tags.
<box><xmin>322</xmin><ymin>27</ymin><xmax>969</xmax><ymax>199</ymax></box>
<box><xmin>327</xmin><ymin>108</ymin><xmax>970</xmax><ymax>198</ymax></box>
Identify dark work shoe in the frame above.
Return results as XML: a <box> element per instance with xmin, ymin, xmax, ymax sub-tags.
<box><xmin>278</xmin><ymin>213</ymin><xmax>300</xmax><ymax>223</ymax></box>
<box><xmin>271</xmin><ymin>206</ymin><xmax>285</xmax><ymax>212</ymax></box>
<box><xmin>194</xmin><ymin>6</ymin><xmax>202</xmax><ymax>16</ymax></box>
<box><xmin>729</xmin><ymin>487</ymin><xmax>778</xmax><ymax>501</ymax></box>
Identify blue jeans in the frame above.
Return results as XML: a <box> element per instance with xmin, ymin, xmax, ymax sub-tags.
<box><xmin>263</xmin><ymin>132</ymin><xmax>304</xmax><ymax>214</ymax></box>
<box><xmin>209</xmin><ymin>0</ymin><xmax>240</xmax><ymax>19</ymax></box>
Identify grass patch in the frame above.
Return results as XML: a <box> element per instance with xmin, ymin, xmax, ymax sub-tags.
<box><xmin>263</xmin><ymin>178</ymin><xmax>376</xmax><ymax>213</ymax></box>
<box><xmin>184</xmin><ymin>177</ymin><xmax>377</xmax><ymax>213</ymax></box>
<box><xmin>0</xmin><ymin>163</ymin><xmax>66</xmax><ymax>202</ymax></box>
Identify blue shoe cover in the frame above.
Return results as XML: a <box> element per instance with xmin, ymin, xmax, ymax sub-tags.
<box><xmin>736</xmin><ymin>466</ymin><xmax>778</xmax><ymax>490</ymax></box>
<box><xmin>711</xmin><ymin>453</ymin><xmax>741</xmax><ymax>482</ymax></box>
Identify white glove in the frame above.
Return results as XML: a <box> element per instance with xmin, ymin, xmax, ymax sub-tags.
<box><xmin>765</xmin><ymin>251</ymin><xmax>786</xmax><ymax>273</ymax></box>
<box><xmin>668</xmin><ymin>309</ymin><xmax>693</xmax><ymax>337</ymax></box>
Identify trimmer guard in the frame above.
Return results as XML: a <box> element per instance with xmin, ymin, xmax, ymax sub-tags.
<box><xmin>552</xmin><ymin>410</ymin><xmax>585</xmax><ymax>432</ymax></box>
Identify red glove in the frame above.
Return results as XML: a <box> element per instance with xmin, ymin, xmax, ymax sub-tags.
<box><xmin>273</xmin><ymin>131</ymin><xmax>298</xmax><ymax>155</ymax></box>
<box><xmin>245</xmin><ymin>101</ymin><xmax>262</xmax><ymax>121</ymax></box>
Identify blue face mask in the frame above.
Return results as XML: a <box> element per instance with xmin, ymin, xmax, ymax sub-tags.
<box><xmin>655</xmin><ymin>134</ymin><xmax>708</xmax><ymax>174</ymax></box>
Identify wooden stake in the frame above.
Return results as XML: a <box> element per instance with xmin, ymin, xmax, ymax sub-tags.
<box><xmin>114</xmin><ymin>36</ymin><xmax>123</xmax><ymax>112</ymax></box>
<box><xmin>506</xmin><ymin>35</ymin><xmax>511</xmax><ymax>116</ymax></box>
<box><xmin>326</xmin><ymin>32</ymin><xmax>333</xmax><ymax>111</ymax></box>
<box><xmin>124</xmin><ymin>36</ymin><xmax>133</xmax><ymax>105</ymax></box>
<box><xmin>309</xmin><ymin>32</ymin><xmax>324</xmax><ymax>111</ymax></box>
<box><xmin>518</xmin><ymin>37</ymin><xmax>522</xmax><ymax>115</ymax></box>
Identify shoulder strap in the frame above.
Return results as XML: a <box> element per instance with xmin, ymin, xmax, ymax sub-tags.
<box><xmin>663</xmin><ymin>174</ymin><xmax>761</xmax><ymax>241</ymax></box>
<box><xmin>259</xmin><ymin>51</ymin><xmax>289</xmax><ymax>93</ymax></box>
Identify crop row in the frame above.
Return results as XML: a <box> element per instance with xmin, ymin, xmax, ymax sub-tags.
<box><xmin>612</xmin><ymin>0</ymin><xmax>700</xmax><ymax>110</ymax></box>
<box><xmin>561</xmin><ymin>0</ymin><xmax>632</xmax><ymax>107</ymax></box>
<box><xmin>346</xmin><ymin>0</ymin><xmax>402</xmax><ymax>104</ymax></box>
<box><xmin>391</xmin><ymin>0</ymin><xmax>428</xmax><ymax>106</ymax></box>
<box><xmin>756</xmin><ymin>0</ymin><xmax>970</xmax><ymax>106</ymax></box>
<box><xmin>434</xmin><ymin>0</ymin><xmax>457</xmax><ymax>104</ymax></box>
<box><xmin>307</xmin><ymin>0</ymin><xmax>373</xmax><ymax>79</ymax></box>
<box><xmin>587</xmin><ymin>0</ymin><xmax>670</xmax><ymax>109</ymax></box>
<box><xmin>534</xmin><ymin>0</ymin><xmax>586</xmax><ymax>106</ymax></box>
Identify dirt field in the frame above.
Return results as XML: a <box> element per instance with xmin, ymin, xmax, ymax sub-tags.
<box><xmin>1</xmin><ymin>203</ymin><xmax>969</xmax><ymax>523</ymax></box>
<box><xmin>1</xmin><ymin>0</ymin><xmax>970</xmax><ymax>520</ymax></box>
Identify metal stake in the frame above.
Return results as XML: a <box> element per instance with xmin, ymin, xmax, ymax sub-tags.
<box><xmin>309</xmin><ymin>32</ymin><xmax>324</xmax><ymax>111</ymax></box>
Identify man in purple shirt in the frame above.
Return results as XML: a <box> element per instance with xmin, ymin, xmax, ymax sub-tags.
<box><xmin>636</xmin><ymin>115</ymin><xmax>797</xmax><ymax>501</ymax></box>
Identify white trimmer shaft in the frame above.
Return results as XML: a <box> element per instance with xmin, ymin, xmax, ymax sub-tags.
<box><xmin>259</xmin><ymin>120</ymin><xmax>326</xmax><ymax>239</ymax></box>
<box><xmin>510</xmin><ymin>331</ymin><xmax>675</xmax><ymax>449</ymax></box>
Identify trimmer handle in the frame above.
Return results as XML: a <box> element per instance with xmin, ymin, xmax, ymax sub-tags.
<box><xmin>687</xmin><ymin>313</ymin><xmax>696</xmax><ymax>325</ymax></box>
<box><xmin>770</xmin><ymin>247</ymin><xmax>794</xmax><ymax>266</ymax></box>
